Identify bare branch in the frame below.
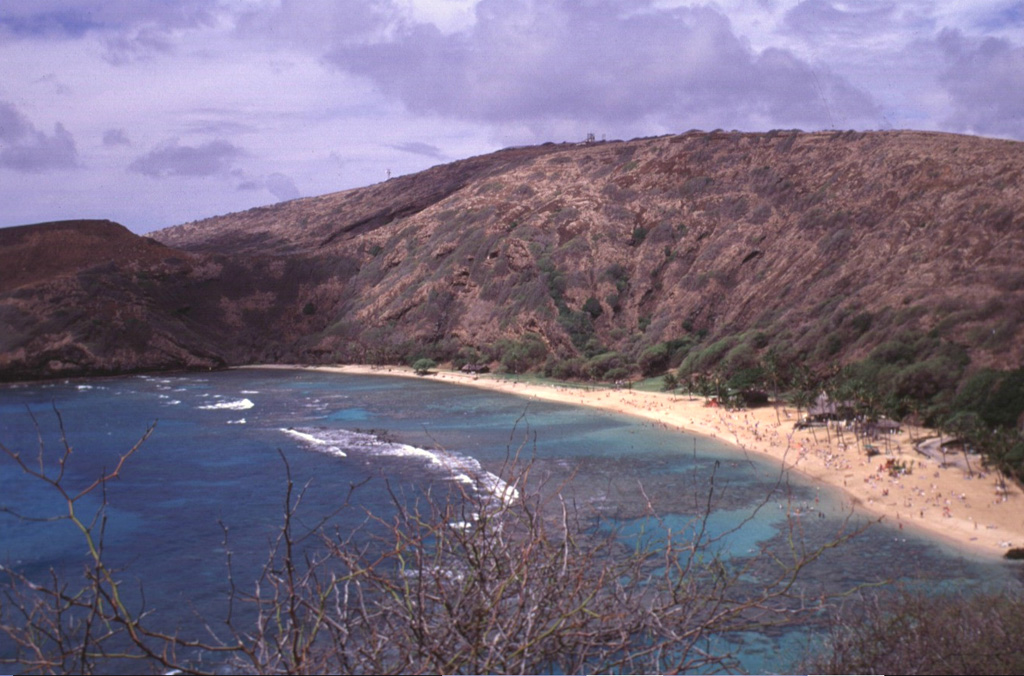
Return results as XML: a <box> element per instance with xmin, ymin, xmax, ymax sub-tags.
<box><xmin>2</xmin><ymin>408</ymin><xmax>883</xmax><ymax>674</ymax></box>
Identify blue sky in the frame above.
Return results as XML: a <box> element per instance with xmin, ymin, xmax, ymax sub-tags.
<box><xmin>1</xmin><ymin>0</ymin><xmax>1022</xmax><ymax>233</ymax></box>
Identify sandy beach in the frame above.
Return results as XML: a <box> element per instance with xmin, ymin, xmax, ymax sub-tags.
<box><xmin>257</xmin><ymin>364</ymin><xmax>1024</xmax><ymax>559</ymax></box>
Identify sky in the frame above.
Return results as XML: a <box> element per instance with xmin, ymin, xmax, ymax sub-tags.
<box><xmin>1</xmin><ymin>0</ymin><xmax>1022</xmax><ymax>234</ymax></box>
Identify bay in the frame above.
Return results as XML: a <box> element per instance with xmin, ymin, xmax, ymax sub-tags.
<box><xmin>1</xmin><ymin>367</ymin><xmax>1018</xmax><ymax>672</ymax></box>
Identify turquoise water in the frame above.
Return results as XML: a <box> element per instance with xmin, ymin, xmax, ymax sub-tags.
<box><xmin>1</xmin><ymin>368</ymin><xmax>1019</xmax><ymax>672</ymax></box>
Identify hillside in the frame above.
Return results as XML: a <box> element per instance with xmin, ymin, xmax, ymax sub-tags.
<box><xmin>0</xmin><ymin>220</ymin><xmax>226</xmax><ymax>379</ymax></box>
<box><xmin>0</xmin><ymin>220</ymin><xmax>173</xmax><ymax>293</ymax></box>
<box><xmin>155</xmin><ymin>130</ymin><xmax>1023</xmax><ymax>374</ymax></box>
<box><xmin>3</xmin><ymin>131</ymin><xmax>1023</xmax><ymax>416</ymax></box>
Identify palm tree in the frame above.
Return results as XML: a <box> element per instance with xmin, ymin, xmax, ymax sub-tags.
<box><xmin>972</xmin><ymin>426</ymin><xmax>1007</xmax><ymax>496</ymax></box>
<box><xmin>761</xmin><ymin>348</ymin><xmax>785</xmax><ymax>425</ymax></box>
<box><xmin>943</xmin><ymin>411</ymin><xmax>983</xmax><ymax>477</ymax></box>
<box><xmin>789</xmin><ymin>364</ymin><xmax>816</xmax><ymax>422</ymax></box>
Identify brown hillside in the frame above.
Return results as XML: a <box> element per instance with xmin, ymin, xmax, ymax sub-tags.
<box><xmin>152</xmin><ymin>129</ymin><xmax>1024</xmax><ymax>375</ymax></box>
<box><xmin>0</xmin><ymin>220</ymin><xmax>173</xmax><ymax>293</ymax></box>
<box><xmin>3</xmin><ymin>130</ymin><xmax>1023</xmax><ymax>392</ymax></box>
<box><xmin>0</xmin><ymin>220</ymin><xmax>227</xmax><ymax>379</ymax></box>
<box><xmin>155</xmin><ymin>144</ymin><xmax>566</xmax><ymax>255</ymax></box>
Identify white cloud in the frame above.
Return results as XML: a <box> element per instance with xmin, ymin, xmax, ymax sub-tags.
<box><xmin>784</xmin><ymin>1</ymin><xmax>897</xmax><ymax>40</ymax></box>
<box><xmin>129</xmin><ymin>138</ymin><xmax>247</xmax><ymax>178</ymax></box>
<box><xmin>102</xmin><ymin>128</ymin><xmax>131</xmax><ymax>146</ymax></box>
<box><xmin>265</xmin><ymin>172</ymin><xmax>300</xmax><ymax>201</ymax></box>
<box><xmin>0</xmin><ymin>0</ymin><xmax>1021</xmax><ymax>233</ymax></box>
<box><xmin>237</xmin><ymin>172</ymin><xmax>301</xmax><ymax>201</ymax></box>
<box><xmin>328</xmin><ymin>0</ymin><xmax>880</xmax><ymax>136</ymax></box>
<box><xmin>0</xmin><ymin>100</ymin><xmax>80</xmax><ymax>172</ymax></box>
<box><xmin>937</xmin><ymin>28</ymin><xmax>1024</xmax><ymax>138</ymax></box>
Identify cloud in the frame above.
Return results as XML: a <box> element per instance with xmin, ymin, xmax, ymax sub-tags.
<box><xmin>937</xmin><ymin>29</ymin><xmax>1024</xmax><ymax>138</ymax></box>
<box><xmin>327</xmin><ymin>0</ymin><xmax>880</xmax><ymax>133</ymax></box>
<box><xmin>388</xmin><ymin>141</ymin><xmax>446</xmax><ymax>160</ymax></box>
<box><xmin>0</xmin><ymin>6</ymin><xmax>101</xmax><ymax>38</ymax></box>
<box><xmin>0</xmin><ymin>2</ymin><xmax>216</xmax><ymax>65</ymax></box>
<box><xmin>784</xmin><ymin>0</ymin><xmax>897</xmax><ymax>39</ymax></box>
<box><xmin>265</xmin><ymin>173</ymin><xmax>300</xmax><ymax>201</ymax></box>
<box><xmin>0</xmin><ymin>101</ymin><xmax>79</xmax><ymax>171</ymax></box>
<box><xmin>0</xmin><ymin>1</ymin><xmax>214</xmax><ymax>38</ymax></box>
<box><xmin>102</xmin><ymin>128</ymin><xmax>131</xmax><ymax>146</ymax></box>
<box><xmin>965</xmin><ymin>1</ymin><xmax>1024</xmax><ymax>34</ymax></box>
<box><xmin>129</xmin><ymin>139</ymin><xmax>245</xmax><ymax>178</ymax></box>
<box><xmin>182</xmin><ymin>116</ymin><xmax>255</xmax><ymax>136</ymax></box>
<box><xmin>102</xmin><ymin>25</ymin><xmax>174</xmax><ymax>65</ymax></box>
<box><xmin>233</xmin><ymin>0</ymin><xmax>400</xmax><ymax>49</ymax></box>
<box><xmin>4</xmin><ymin>0</ymin><xmax>1024</xmax><ymax>235</ymax></box>
<box><xmin>236</xmin><ymin>172</ymin><xmax>301</xmax><ymax>202</ymax></box>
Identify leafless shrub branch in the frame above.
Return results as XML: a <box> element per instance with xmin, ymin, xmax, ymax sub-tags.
<box><xmin>2</xmin><ymin>409</ymin><xmax>874</xmax><ymax>674</ymax></box>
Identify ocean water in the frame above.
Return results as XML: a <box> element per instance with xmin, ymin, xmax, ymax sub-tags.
<box><xmin>1</xmin><ymin>367</ymin><xmax>1019</xmax><ymax>673</ymax></box>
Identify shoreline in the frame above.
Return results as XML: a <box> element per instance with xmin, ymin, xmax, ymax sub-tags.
<box><xmin>249</xmin><ymin>364</ymin><xmax>1024</xmax><ymax>559</ymax></box>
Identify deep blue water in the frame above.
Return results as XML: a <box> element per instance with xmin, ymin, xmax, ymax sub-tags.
<box><xmin>1</xmin><ymin>368</ymin><xmax>1019</xmax><ymax>673</ymax></box>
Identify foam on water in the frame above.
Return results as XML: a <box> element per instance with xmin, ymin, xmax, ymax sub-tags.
<box><xmin>280</xmin><ymin>428</ymin><xmax>347</xmax><ymax>457</ymax></box>
<box><xmin>198</xmin><ymin>398</ymin><xmax>255</xmax><ymax>411</ymax></box>
<box><xmin>281</xmin><ymin>427</ymin><xmax>519</xmax><ymax>507</ymax></box>
<box><xmin>3</xmin><ymin>368</ymin><xmax>1018</xmax><ymax>675</ymax></box>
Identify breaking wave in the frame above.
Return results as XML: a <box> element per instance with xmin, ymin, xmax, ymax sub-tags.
<box><xmin>280</xmin><ymin>428</ymin><xmax>346</xmax><ymax>457</ymax></box>
<box><xmin>198</xmin><ymin>398</ymin><xmax>255</xmax><ymax>411</ymax></box>
<box><xmin>280</xmin><ymin>427</ymin><xmax>518</xmax><ymax>507</ymax></box>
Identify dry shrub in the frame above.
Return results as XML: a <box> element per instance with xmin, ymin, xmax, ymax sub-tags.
<box><xmin>2</xmin><ymin>409</ymin><xmax>873</xmax><ymax>675</ymax></box>
<box><xmin>804</xmin><ymin>588</ymin><xmax>1024</xmax><ymax>675</ymax></box>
